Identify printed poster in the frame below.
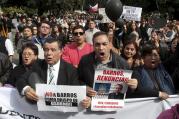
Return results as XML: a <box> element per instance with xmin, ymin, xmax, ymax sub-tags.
<box><xmin>121</xmin><ymin>6</ymin><xmax>142</xmax><ymax>21</ymax></box>
<box><xmin>98</xmin><ymin>8</ymin><xmax>112</xmax><ymax>23</ymax></box>
<box><xmin>91</xmin><ymin>68</ymin><xmax>132</xmax><ymax>111</ymax></box>
<box><xmin>36</xmin><ymin>84</ymin><xmax>86</xmax><ymax>112</ymax></box>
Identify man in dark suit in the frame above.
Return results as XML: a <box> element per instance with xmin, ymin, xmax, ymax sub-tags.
<box><xmin>16</xmin><ymin>38</ymin><xmax>79</xmax><ymax>102</ymax></box>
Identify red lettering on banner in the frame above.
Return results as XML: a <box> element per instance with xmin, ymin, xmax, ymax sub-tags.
<box><xmin>98</xmin><ymin>101</ymin><xmax>103</xmax><ymax>104</ymax></box>
<box><xmin>104</xmin><ymin>102</ymin><xmax>118</xmax><ymax>105</ymax></box>
<box><xmin>97</xmin><ymin>75</ymin><xmax>102</xmax><ymax>80</ymax></box>
<box><xmin>45</xmin><ymin>92</ymin><xmax>53</xmax><ymax>97</ymax></box>
<box><xmin>103</xmin><ymin>70</ymin><xmax>124</xmax><ymax>76</ymax></box>
<box><xmin>94</xmin><ymin>105</ymin><xmax>122</xmax><ymax>108</ymax></box>
<box><xmin>96</xmin><ymin>75</ymin><xmax>129</xmax><ymax>82</ymax></box>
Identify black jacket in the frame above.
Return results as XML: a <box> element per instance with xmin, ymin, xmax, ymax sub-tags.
<box><xmin>78</xmin><ymin>51</ymin><xmax>129</xmax><ymax>88</ymax></box>
<box><xmin>16</xmin><ymin>59</ymin><xmax>79</xmax><ymax>94</ymax></box>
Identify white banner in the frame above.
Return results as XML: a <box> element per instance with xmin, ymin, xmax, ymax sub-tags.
<box><xmin>0</xmin><ymin>87</ymin><xmax>179</xmax><ymax>119</ymax></box>
<box><xmin>98</xmin><ymin>8</ymin><xmax>112</xmax><ymax>23</ymax></box>
<box><xmin>36</xmin><ymin>84</ymin><xmax>86</xmax><ymax>112</ymax></box>
<box><xmin>121</xmin><ymin>6</ymin><xmax>142</xmax><ymax>21</ymax></box>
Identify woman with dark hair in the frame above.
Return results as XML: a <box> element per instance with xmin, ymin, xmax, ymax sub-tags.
<box><xmin>6</xmin><ymin>43</ymin><xmax>38</xmax><ymax>87</ymax></box>
<box><xmin>121</xmin><ymin>40</ymin><xmax>142</xmax><ymax>69</ymax></box>
<box><xmin>163</xmin><ymin>35</ymin><xmax>179</xmax><ymax>76</ymax></box>
<box><xmin>127</xmin><ymin>21</ymin><xmax>141</xmax><ymax>41</ymax></box>
<box><xmin>107</xmin><ymin>30</ymin><xmax>121</xmax><ymax>54</ymax></box>
<box><xmin>51</xmin><ymin>24</ymin><xmax>66</xmax><ymax>47</ymax></box>
<box><xmin>131</xmin><ymin>43</ymin><xmax>175</xmax><ymax>99</ymax></box>
<box><xmin>146</xmin><ymin>29</ymin><xmax>169</xmax><ymax>61</ymax></box>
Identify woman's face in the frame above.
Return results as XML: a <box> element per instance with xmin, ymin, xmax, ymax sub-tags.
<box><xmin>124</xmin><ymin>43</ymin><xmax>136</xmax><ymax>59</ymax></box>
<box><xmin>107</xmin><ymin>31</ymin><xmax>114</xmax><ymax>42</ymax></box>
<box><xmin>53</xmin><ymin>26</ymin><xmax>58</xmax><ymax>32</ymax></box>
<box><xmin>151</xmin><ymin>31</ymin><xmax>159</xmax><ymax>41</ymax></box>
<box><xmin>131</xmin><ymin>23</ymin><xmax>137</xmax><ymax>30</ymax></box>
<box><xmin>22</xmin><ymin>48</ymin><xmax>37</xmax><ymax>66</ymax></box>
<box><xmin>143</xmin><ymin>49</ymin><xmax>160</xmax><ymax>69</ymax></box>
<box><xmin>171</xmin><ymin>38</ymin><xmax>178</xmax><ymax>53</ymax></box>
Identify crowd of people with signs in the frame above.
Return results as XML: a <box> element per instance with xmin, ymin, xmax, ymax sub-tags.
<box><xmin>0</xmin><ymin>2</ymin><xmax>179</xmax><ymax>118</ymax></box>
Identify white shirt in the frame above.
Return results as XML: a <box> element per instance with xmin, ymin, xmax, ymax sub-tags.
<box><xmin>47</xmin><ymin>60</ymin><xmax>60</xmax><ymax>85</ymax></box>
<box><xmin>85</xmin><ymin>28</ymin><xmax>100</xmax><ymax>45</ymax></box>
<box><xmin>5</xmin><ymin>38</ymin><xmax>14</xmax><ymax>56</ymax></box>
<box><xmin>22</xmin><ymin>60</ymin><xmax>61</xmax><ymax>95</ymax></box>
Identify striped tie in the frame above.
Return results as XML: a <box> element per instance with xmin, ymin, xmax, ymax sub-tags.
<box><xmin>49</xmin><ymin>66</ymin><xmax>55</xmax><ymax>85</ymax></box>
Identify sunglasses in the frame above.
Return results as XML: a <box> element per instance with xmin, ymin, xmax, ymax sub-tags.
<box><xmin>73</xmin><ymin>32</ymin><xmax>84</xmax><ymax>36</ymax></box>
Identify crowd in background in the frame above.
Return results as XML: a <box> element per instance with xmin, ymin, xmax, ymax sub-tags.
<box><xmin>0</xmin><ymin>11</ymin><xmax>179</xmax><ymax>110</ymax></box>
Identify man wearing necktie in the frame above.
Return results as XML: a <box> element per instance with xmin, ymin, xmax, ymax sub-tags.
<box><xmin>48</xmin><ymin>65</ymin><xmax>55</xmax><ymax>85</ymax></box>
<box><xmin>16</xmin><ymin>38</ymin><xmax>80</xmax><ymax>102</ymax></box>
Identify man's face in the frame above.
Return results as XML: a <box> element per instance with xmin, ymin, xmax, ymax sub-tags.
<box><xmin>88</xmin><ymin>21</ymin><xmax>96</xmax><ymax>29</ymax></box>
<box><xmin>32</xmin><ymin>27</ymin><xmax>38</xmax><ymax>35</ymax></box>
<box><xmin>116</xmin><ymin>84</ymin><xmax>123</xmax><ymax>93</ymax></box>
<box><xmin>73</xmin><ymin>28</ymin><xmax>85</xmax><ymax>45</ymax></box>
<box><xmin>23</xmin><ymin>28</ymin><xmax>32</xmax><ymax>38</ymax></box>
<box><xmin>43</xmin><ymin>42</ymin><xmax>61</xmax><ymax>65</ymax></box>
<box><xmin>40</xmin><ymin>23</ymin><xmax>51</xmax><ymax>36</ymax></box>
<box><xmin>93</xmin><ymin>35</ymin><xmax>111</xmax><ymax>62</ymax></box>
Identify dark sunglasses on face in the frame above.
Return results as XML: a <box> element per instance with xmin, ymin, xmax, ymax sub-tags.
<box><xmin>73</xmin><ymin>32</ymin><xmax>84</xmax><ymax>36</ymax></box>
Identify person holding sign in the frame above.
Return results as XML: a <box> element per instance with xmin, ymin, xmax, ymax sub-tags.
<box><xmin>16</xmin><ymin>38</ymin><xmax>80</xmax><ymax>101</ymax></box>
<box><xmin>132</xmin><ymin>43</ymin><xmax>175</xmax><ymax>99</ymax></box>
<box><xmin>78</xmin><ymin>31</ymin><xmax>138</xmax><ymax>98</ymax></box>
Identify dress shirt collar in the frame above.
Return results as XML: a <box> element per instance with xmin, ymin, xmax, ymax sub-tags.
<box><xmin>48</xmin><ymin>59</ymin><xmax>61</xmax><ymax>70</ymax></box>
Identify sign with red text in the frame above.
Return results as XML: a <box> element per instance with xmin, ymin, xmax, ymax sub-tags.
<box><xmin>36</xmin><ymin>84</ymin><xmax>86</xmax><ymax>112</ymax></box>
<box><xmin>91</xmin><ymin>68</ymin><xmax>132</xmax><ymax>111</ymax></box>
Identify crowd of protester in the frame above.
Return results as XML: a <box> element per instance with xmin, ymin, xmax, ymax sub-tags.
<box><xmin>0</xmin><ymin>11</ymin><xmax>179</xmax><ymax>112</ymax></box>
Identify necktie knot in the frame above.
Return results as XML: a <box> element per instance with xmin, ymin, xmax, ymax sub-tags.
<box><xmin>49</xmin><ymin>65</ymin><xmax>54</xmax><ymax>71</ymax></box>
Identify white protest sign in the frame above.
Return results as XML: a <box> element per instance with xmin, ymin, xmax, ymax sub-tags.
<box><xmin>91</xmin><ymin>68</ymin><xmax>132</xmax><ymax>111</ymax></box>
<box><xmin>36</xmin><ymin>84</ymin><xmax>86</xmax><ymax>112</ymax></box>
<box><xmin>91</xmin><ymin>99</ymin><xmax>124</xmax><ymax>112</ymax></box>
<box><xmin>98</xmin><ymin>8</ymin><xmax>112</xmax><ymax>23</ymax></box>
<box><xmin>121</xmin><ymin>6</ymin><xmax>142</xmax><ymax>21</ymax></box>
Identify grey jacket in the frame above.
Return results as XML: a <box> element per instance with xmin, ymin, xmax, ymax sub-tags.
<box><xmin>0</xmin><ymin>52</ymin><xmax>13</xmax><ymax>84</ymax></box>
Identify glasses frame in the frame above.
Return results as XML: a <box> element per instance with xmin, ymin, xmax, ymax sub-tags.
<box><xmin>73</xmin><ymin>32</ymin><xmax>84</xmax><ymax>36</ymax></box>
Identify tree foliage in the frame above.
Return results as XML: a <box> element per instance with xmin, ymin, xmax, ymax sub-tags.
<box><xmin>0</xmin><ymin>0</ymin><xmax>179</xmax><ymax>19</ymax></box>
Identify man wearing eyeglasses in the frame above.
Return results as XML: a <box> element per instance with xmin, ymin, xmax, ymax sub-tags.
<box><xmin>32</xmin><ymin>21</ymin><xmax>52</xmax><ymax>59</ymax></box>
<box><xmin>33</xmin><ymin>21</ymin><xmax>52</xmax><ymax>45</ymax></box>
<box><xmin>62</xmin><ymin>25</ymin><xmax>93</xmax><ymax>68</ymax></box>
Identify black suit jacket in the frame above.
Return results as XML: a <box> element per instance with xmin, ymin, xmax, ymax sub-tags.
<box><xmin>16</xmin><ymin>59</ymin><xmax>79</xmax><ymax>94</ymax></box>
